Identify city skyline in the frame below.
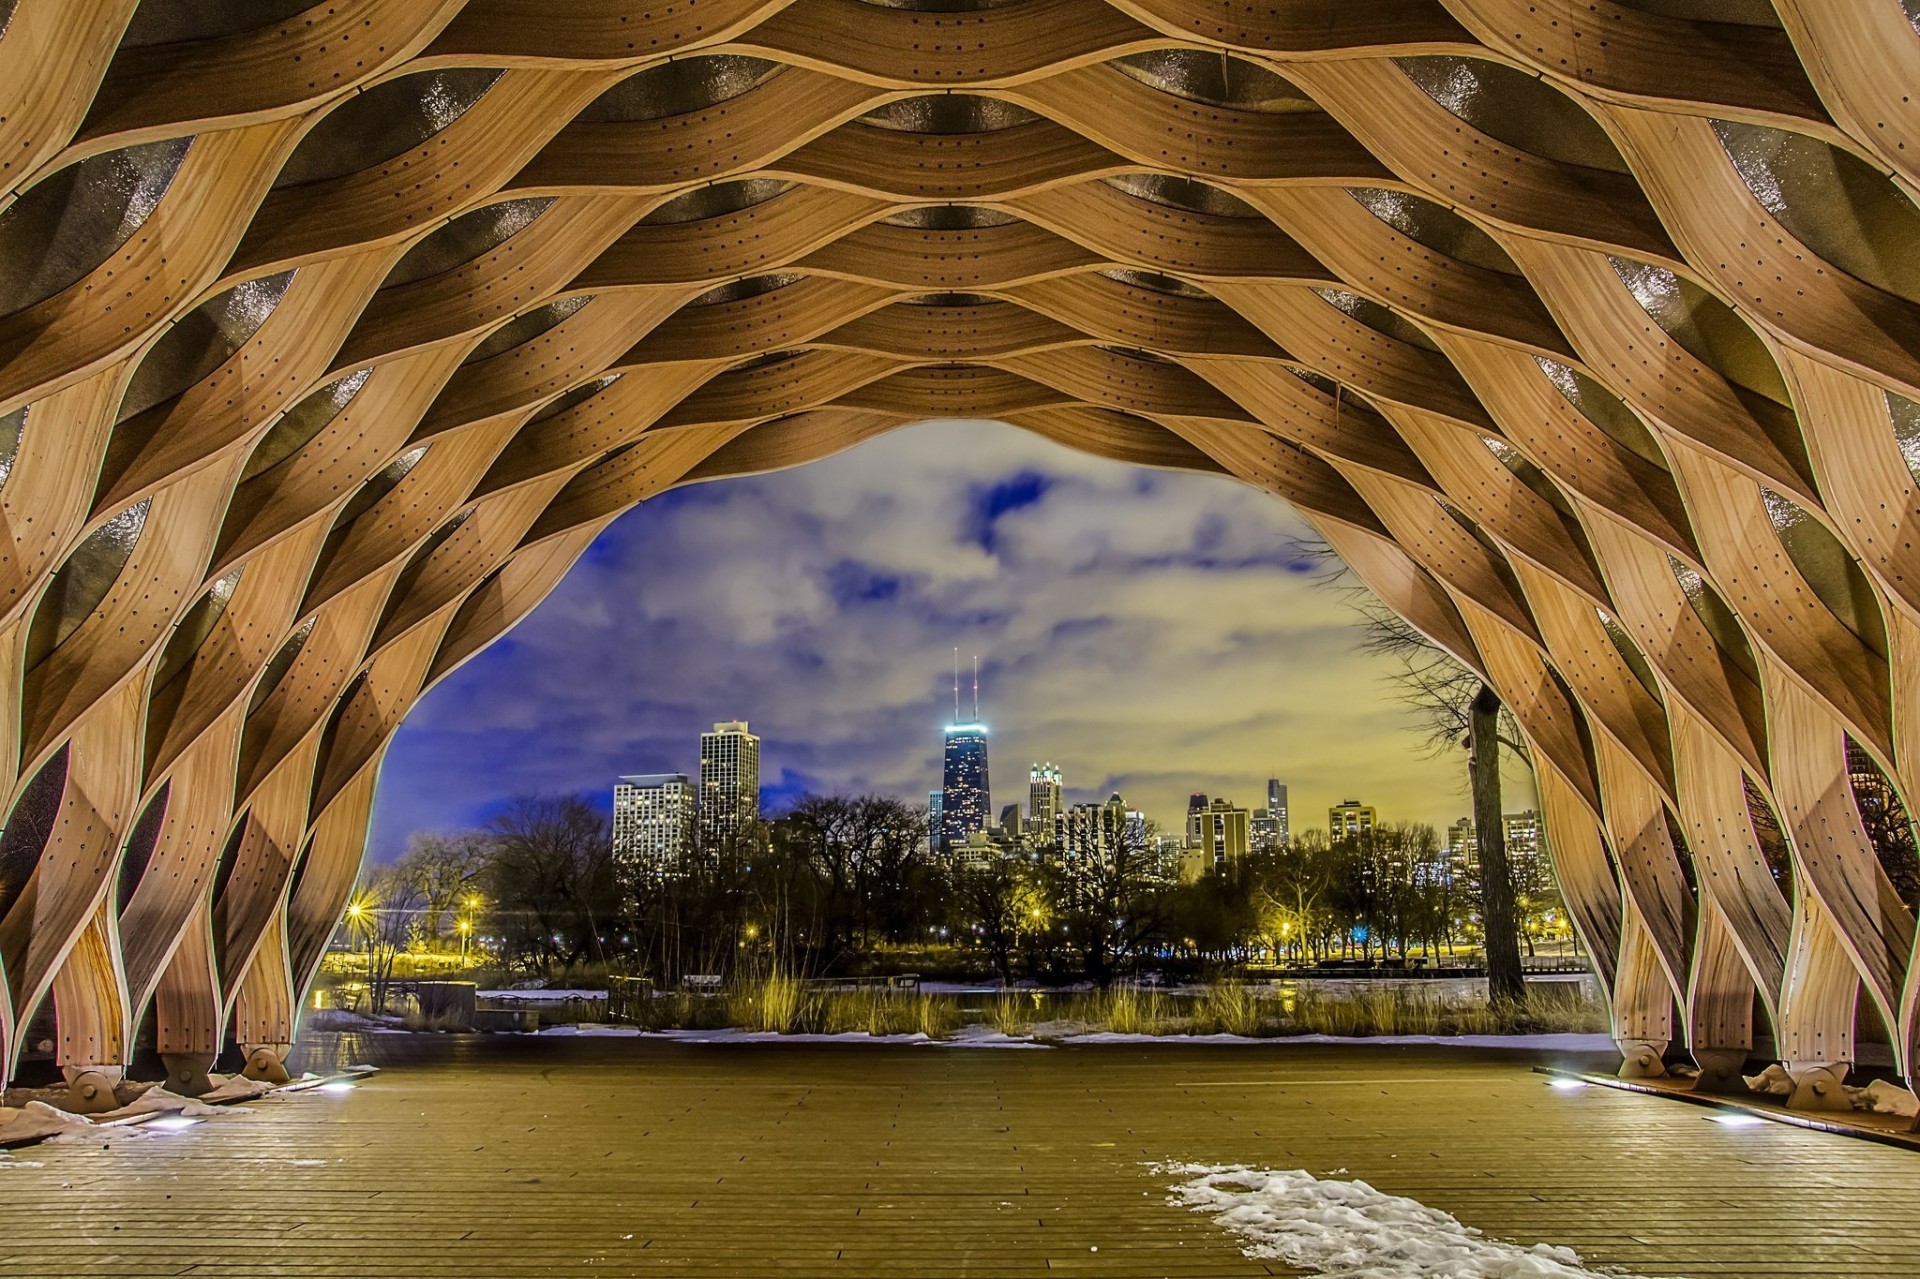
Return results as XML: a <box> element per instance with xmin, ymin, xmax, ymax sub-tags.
<box><xmin>366</xmin><ymin>421</ymin><xmax>1536</xmax><ymax>858</ymax></box>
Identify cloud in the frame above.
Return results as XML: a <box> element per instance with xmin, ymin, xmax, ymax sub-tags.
<box><xmin>367</xmin><ymin>420</ymin><xmax>1530</xmax><ymax>858</ymax></box>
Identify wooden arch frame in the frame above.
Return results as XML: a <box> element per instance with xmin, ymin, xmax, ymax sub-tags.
<box><xmin>0</xmin><ymin>0</ymin><xmax>1916</xmax><ymax>1107</ymax></box>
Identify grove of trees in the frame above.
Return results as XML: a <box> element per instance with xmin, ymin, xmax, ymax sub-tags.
<box><xmin>346</xmin><ymin>791</ymin><xmax>1571</xmax><ymax>989</ymax></box>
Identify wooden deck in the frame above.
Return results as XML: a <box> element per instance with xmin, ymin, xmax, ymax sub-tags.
<box><xmin>0</xmin><ymin>1034</ymin><xmax>1914</xmax><ymax>1277</ymax></box>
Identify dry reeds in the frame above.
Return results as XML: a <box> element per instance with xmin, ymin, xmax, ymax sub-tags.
<box><xmin>599</xmin><ymin>974</ymin><xmax>1607</xmax><ymax>1042</ymax></box>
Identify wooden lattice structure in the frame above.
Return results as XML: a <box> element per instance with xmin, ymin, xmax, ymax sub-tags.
<box><xmin>0</xmin><ymin>0</ymin><xmax>1918</xmax><ymax>1106</ymax></box>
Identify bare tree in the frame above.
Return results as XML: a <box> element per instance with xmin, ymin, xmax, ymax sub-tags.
<box><xmin>485</xmin><ymin>793</ymin><xmax>616</xmax><ymax>971</ymax></box>
<box><xmin>354</xmin><ymin>866</ymin><xmax>427</xmax><ymax>1014</ymax></box>
<box><xmin>396</xmin><ymin>830</ymin><xmax>490</xmax><ymax>941</ymax></box>
<box><xmin>847</xmin><ymin>794</ymin><xmax>932</xmax><ymax>945</ymax></box>
<box><xmin>954</xmin><ymin>858</ymin><xmax>1023</xmax><ymax>984</ymax></box>
<box><xmin>1057</xmin><ymin>817</ymin><xmax>1169</xmax><ymax>986</ymax></box>
<box><xmin>1321</xmin><ymin>552</ymin><xmax>1530</xmax><ymax>1005</ymax></box>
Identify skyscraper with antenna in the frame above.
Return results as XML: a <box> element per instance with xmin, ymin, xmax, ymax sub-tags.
<box><xmin>938</xmin><ymin>653</ymin><xmax>991</xmax><ymax>853</ymax></box>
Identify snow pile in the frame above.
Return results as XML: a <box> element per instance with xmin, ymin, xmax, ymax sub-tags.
<box><xmin>934</xmin><ymin>1026</ymin><xmax>1052</xmax><ymax>1049</ymax></box>
<box><xmin>1740</xmin><ymin>1067</ymin><xmax>1920</xmax><ymax>1116</ymax></box>
<box><xmin>1849</xmin><ymin>1079</ymin><xmax>1920</xmax><ymax>1117</ymax></box>
<box><xmin>202</xmin><ymin>1076</ymin><xmax>276</xmax><ymax>1103</ymax></box>
<box><xmin>101</xmin><ymin>1088</ymin><xmax>228</xmax><ymax>1121</ymax></box>
<box><xmin>1157</xmin><ymin>1162</ymin><xmax>1648</xmax><ymax>1279</ymax></box>
<box><xmin>1</xmin><ymin>1102</ymin><xmax>106</xmax><ymax>1146</ymax></box>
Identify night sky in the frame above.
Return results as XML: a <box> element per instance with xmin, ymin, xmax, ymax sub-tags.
<box><xmin>365</xmin><ymin>419</ymin><xmax>1535</xmax><ymax>858</ymax></box>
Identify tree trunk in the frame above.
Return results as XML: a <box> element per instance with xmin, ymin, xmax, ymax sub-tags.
<box><xmin>1471</xmin><ymin>684</ymin><xmax>1527</xmax><ymax>1007</ymax></box>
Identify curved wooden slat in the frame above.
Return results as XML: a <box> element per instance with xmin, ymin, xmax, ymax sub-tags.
<box><xmin>0</xmin><ymin>1</ymin><xmax>1912</xmax><ymax>1106</ymax></box>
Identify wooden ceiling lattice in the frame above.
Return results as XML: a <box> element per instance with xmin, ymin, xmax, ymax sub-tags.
<box><xmin>0</xmin><ymin>0</ymin><xmax>1916</xmax><ymax>1101</ymax></box>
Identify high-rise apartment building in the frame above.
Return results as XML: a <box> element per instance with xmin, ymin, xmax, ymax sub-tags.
<box><xmin>927</xmin><ymin>789</ymin><xmax>944</xmax><ymax>854</ymax></box>
<box><xmin>1028</xmin><ymin>763</ymin><xmax>1063</xmax><ymax>840</ymax></box>
<box><xmin>1503</xmin><ymin>809</ymin><xmax>1548</xmax><ymax>893</ymax></box>
<box><xmin>940</xmin><ymin>722</ymin><xmax>990</xmax><ymax>850</ymax></box>
<box><xmin>1059</xmin><ymin>792</ymin><xmax>1141</xmax><ymax>875</ymax></box>
<box><xmin>1445</xmin><ymin>812</ymin><xmax>1551</xmax><ymax>893</ymax></box>
<box><xmin>1446</xmin><ymin>816</ymin><xmax>1477</xmax><ymax>871</ymax></box>
<box><xmin>612</xmin><ymin>773</ymin><xmax>697</xmax><ymax>884</ymax></box>
<box><xmin>1250</xmin><ymin>809</ymin><xmax>1280</xmax><ymax>851</ymax></box>
<box><xmin>1182</xmin><ymin>797</ymin><xmax>1251</xmax><ymax>881</ymax></box>
<box><xmin>699</xmin><ymin>720</ymin><xmax>760</xmax><ymax>849</ymax></box>
<box><xmin>1329</xmin><ymin>799</ymin><xmax>1376</xmax><ymax>840</ymax></box>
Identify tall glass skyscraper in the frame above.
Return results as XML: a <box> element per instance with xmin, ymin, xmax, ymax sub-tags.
<box><xmin>1267</xmin><ymin>778</ymin><xmax>1289</xmax><ymax>846</ymax></box>
<box><xmin>939</xmin><ymin>722</ymin><xmax>990</xmax><ymax>850</ymax></box>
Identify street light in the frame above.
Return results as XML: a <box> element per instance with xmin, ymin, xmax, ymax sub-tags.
<box><xmin>458</xmin><ymin>916</ymin><xmax>473</xmax><ymax>964</ymax></box>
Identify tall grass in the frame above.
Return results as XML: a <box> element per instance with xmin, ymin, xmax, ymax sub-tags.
<box><xmin>601</xmin><ymin>976</ymin><xmax>1607</xmax><ymax>1041</ymax></box>
<box><xmin>990</xmin><ymin>993</ymin><xmax>1036</xmax><ymax>1037</ymax></box>
<box><xmin>1192</xmin><ymin>982</ymin><xmax>1264</xmax><ymax>1036</ymax></box>
<box><xmin>730</xmin><ymin>971</ymin><xmax>805</xmax><ymax>1033</ymax></box>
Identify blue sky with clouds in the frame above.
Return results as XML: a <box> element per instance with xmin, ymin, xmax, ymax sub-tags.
<box><xmin>366</xmin><ymin>419</ymin><xmax>1532</xmax><ymax>857</ymax></box>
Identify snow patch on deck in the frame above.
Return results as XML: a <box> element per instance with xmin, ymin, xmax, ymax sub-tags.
<box><xmin>1157</xmin><ymin>1162</ymin><xmax>1649</xmax><ymax>1278</ymax></box>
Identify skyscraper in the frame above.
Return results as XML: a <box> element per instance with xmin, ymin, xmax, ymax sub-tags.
<box><xmin>612</xmin><ymin>773</ymin><xmax>697</xmax><ymax>884</ymax></box>
<box><xmin>927</xmin><ymin>789</ymin><xmax>944</xmax><ymax>854</ymax></box>
<box><xmin>1028</xmin><ymin>763</ymin><xmax>1062</xmax><ymax>840</ymax></box>
<box><xmin>939</xmin><ymin>722</ymin><xmax>990</xmax><ymax>850</ymax></box>
<box><xmin>1267</xmin><ymin>779</ymin><xmax>1289</xmax><ymax>845</ymax></box>
<box><xmin>1184</xmin><ymin>793</ymin><xmax>1208</xmax><ymax>846</ymax></box>
<box><xmin>1252</xmin><ymin>778</ymin><xmax>1289</xmax><ymax>851</ymax></box>
<box><xmin>699</xmin><ymin>720</ymin><xmax>760</xmax><ymax>849</ymax></box>
<box><xmin>1059</xmin><ymin>792</ymin><xmax>1135</xmax><ymax>876</ymax></box>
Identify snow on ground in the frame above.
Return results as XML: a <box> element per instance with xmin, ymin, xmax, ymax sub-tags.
<box><xmin>655</xmin><ymin>1029</ymin><xmax>935</xmax><ymax>1045</ymax></box>
<box><xmin>475</xmin><ymin>988</ymin><xmax>607</xmax><ymax>1001</ymax></box>
<box><xmin>303</xmin><ymin>1008</ymin><xmax>415</xmax><ymax>1033</ymax></box>
<box><xmin>541</xmin><ymin>1026</ymin><xmax>944</xmax><ymax>1044</ymax></box>
<box><xmin>1157</xmin><ymin>1162</ymin><xmax>1651</xmax><ymax>1279</ymax></box>
<box><xmin>1058</xmin><ymin>1031</ymin><xmax>1616</xmax><ymax>1053</ymax></box>
<box><xmin>531</xmin><ymin>1024</ymin><xmax>1612</xmax><ymax>1052</ymax></box>
<box><xmin>933</xmin><ymin>1026</ymin><xmax>1053</xmax><ymax>1049</ymax></box>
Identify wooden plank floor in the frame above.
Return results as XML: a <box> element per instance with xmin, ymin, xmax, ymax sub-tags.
<box><xmin>0</xmin><ymin>1034</ymin><xmax>1913</xmax><ymax>1277</ymax></box>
